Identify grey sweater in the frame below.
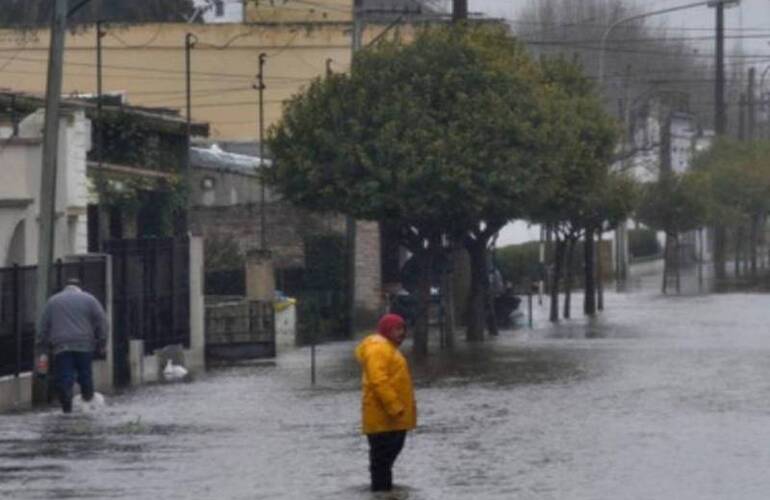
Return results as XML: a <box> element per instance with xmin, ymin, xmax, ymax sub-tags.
<box><xmin>36</xmin><ymin>286</ymin><xmax>108</xmax><ymax>355</ymax></box>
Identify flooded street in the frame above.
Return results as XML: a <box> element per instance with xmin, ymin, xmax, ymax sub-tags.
<box><xmin>4</xmin><ymin>271</ymin><xmax>770</xmax><ymax>499</ymax></box>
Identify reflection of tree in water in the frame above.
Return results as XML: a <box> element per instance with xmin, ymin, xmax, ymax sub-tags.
<box><xmin>408</xmin><ymin>342</ymin><xmax>595</xmax><ymax>388</ymax></box>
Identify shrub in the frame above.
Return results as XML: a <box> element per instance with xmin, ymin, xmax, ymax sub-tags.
<box><xmin>628</xmin><ymin>228</ymin><xmax>661</xmax><ymax>258</ymax></box>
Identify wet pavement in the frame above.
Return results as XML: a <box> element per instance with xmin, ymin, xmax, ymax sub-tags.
<box><xmin>4</xmin><ymin>269</ymin><xmax>770</xmax><ymax>499</ymax></box>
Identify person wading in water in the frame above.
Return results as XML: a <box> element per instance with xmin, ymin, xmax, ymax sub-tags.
<box><xmin>355</xmin><ymin>313</ymin><xmax>417</xmax><ymax>492</ymax></box>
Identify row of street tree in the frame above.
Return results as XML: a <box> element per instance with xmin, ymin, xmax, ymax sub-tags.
<box><xmin>638</xmin><ymin>139</ymin><xmax>770</xmax><ymax>293</ymax></box>
<box><xmin>265</xmin><ymin>24</ymin><xmax>636</xmax><ymax>355</ymax></box>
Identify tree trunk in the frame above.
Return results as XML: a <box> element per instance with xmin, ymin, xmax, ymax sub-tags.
<box><xmin>413</xmin><ymin>250</ymin><xmax>432</xmax><ymax>358</ymax></box>
<box><xmin>583</xmin><ymin>229</ymin><xmax>596</xmax><ymax>315</ymax></box>
<box><xmin>662</xmin><ymin>234</ymin><xmax>670</xmax><ymax>294</ymax></box>
<box><xmin>596</xmin><ymin>229</ymin><xmax>604</xmax><ymax>311</ymax></box>
<box><xmin>465</xmin><ymin>241</ymin><xmax>486</xmax><ymax>342</ymax></box>
<box><xmin>674</xmin><ymin>233</ymin><xmax>681</xmax><ymax>294</ymax></box>
<box><xmin>563</xmin><ymin>237</ymin><xmax>576</xmax><ymax>319</ymax></box>
<box><xmin>734</xmin><ymin>226</ymin><xmax>742</xmax><ymax>278</ymax></box>
<box><xmin>440</xmin><ymin>256</ymin><xmax>455</xmax><ymax>350</ymax></box>
<box><xmin>550</xmin><ymin>238</ymin><xmax>565</xmax><ymax>322</ymax></box>
<box><xmin>714</xmin><ymin>225</ymin><xmax>726</xmax><ymax>281</ymax></box>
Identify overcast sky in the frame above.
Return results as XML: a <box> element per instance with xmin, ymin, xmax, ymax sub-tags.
<box><xmin>465</xmin><ymin>0</ymin><xmax>770</xmax><ymax>57</ymax></box>
<box><xmin>487</xmin><ymin>0</ymin><xmax>770</xmax><ymax>247</ymax></box>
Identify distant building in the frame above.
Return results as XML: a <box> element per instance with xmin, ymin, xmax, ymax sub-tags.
<box><xmin>626</xmin><ymin>91</ymin><xmax>711</xmax><ymax>180</ymax></box>
<box><xmin>192</xmin><ymin>0</ymin><xmax>245</xmax><ymax>23</ymax></box>
<box><xmin>0</xmin><ymin>91</ymin><xmax>209</xmax><ymax>266</ymax></box>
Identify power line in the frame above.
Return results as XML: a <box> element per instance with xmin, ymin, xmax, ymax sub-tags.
<box><xmin>526</xmin><ymin>40</ymin><xmax>770</xmax><ymax>60</ymax></box>
<box><xmin>3</xmin><ymin>54</ymin><xmax>316</xmax><ymax>82</ymax></box>
<box><xmin>530</xmin><ymin>34</ymin><xmax>770</xmax><ymax>44</ymax></box>
<box><xmin>507</xmin><ymin>19</ymin><xmax>770</xmax><ymax>33</ymax></box>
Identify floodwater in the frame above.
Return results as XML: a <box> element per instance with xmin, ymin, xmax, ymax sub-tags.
<box><xmin>4</xmin><ymin>268</ymin><xmax>770</xmax><ymax>499</ymax></box>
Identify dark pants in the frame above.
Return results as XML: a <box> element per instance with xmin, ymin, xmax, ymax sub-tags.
<box><xmin>367</xmin><ymin>430</ymin><xmax>406</xmax><ymax>492</ymax></box>
<box><xmin>54</xmin><ymin>351</ymin><xmax>94</xmax><ymax>413</ymax></box>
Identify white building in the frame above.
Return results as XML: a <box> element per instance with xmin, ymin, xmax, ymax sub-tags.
<box><xmin>192</xmin><ymin>0</ymin><xmax>245</xmax><ymax>23</ymax></box>
<box><xmin>0</xmin><ymin>109</ymin><xmax>91</xmax><ymax>267</ymax></box>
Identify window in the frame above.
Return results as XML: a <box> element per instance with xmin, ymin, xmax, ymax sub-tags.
<box><xmin>214</xmin><ymin>0</ymin><xmax>225</xmax><ymax>16</ymax></box>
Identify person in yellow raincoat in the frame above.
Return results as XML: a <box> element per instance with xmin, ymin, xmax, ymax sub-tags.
<box><xmin>355</xmin><ymin>313</ymin><xmax>417</xmax><ymax>492</ymax></box>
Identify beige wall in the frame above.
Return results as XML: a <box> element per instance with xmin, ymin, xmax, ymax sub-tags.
<box><xmin>0</xmin><ymin>23</ymin><xmax>353</xmax><ymax>140</ymax></box>
<box><xmin>0</xmin><ymin>20</ymin><xmax>421</xmax><ymax>140</ymax></box>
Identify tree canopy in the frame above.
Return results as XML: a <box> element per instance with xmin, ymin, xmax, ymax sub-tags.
<box><xmin>269</xmin><ymin>25</ymin><xmax>547</xmax><ymax>242</ymax></box>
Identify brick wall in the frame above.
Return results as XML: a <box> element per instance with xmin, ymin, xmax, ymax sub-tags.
<box><xmin>190</xmin><ymin>202</ymin><xmax>343</xmax><ymax>269</ymax></box>
<box><xmin>191</xmin><ymin>203</ymin><xmax>384</xmax><ymax>332</ymax></box>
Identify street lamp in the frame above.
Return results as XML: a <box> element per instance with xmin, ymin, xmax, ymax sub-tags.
<box><xmin>598</xmin><ymin>0</ymin><xmax>740</xmax><ymax>86</ymax></box>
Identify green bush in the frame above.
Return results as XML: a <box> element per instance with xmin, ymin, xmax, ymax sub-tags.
<box><xmin>495</xmin><ymin>241</ymin><xmax>543</xmax><ymax>287</ymax></box>
<box><xmin>295</xmin><ymin>234</ymin><xmax>350</xmax><ymax>344</ymax></box>
<box><xmin>628</xmin><ymin>228</ymin><xmax>661</xmax><ymax>258</ymax></box>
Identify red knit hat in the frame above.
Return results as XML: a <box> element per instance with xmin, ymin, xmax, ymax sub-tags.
<box><xmin>377</xmin><ymin>313</ymin><xmax>406</xmax><ymax>343</ymax></box>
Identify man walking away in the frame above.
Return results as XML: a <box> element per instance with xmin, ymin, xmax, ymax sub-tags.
<box><xmin>355</xmin><ymin>313</ymin><xmax>417</xmax><ymax>492</ymax></box>
<box><xmin>37</xmin><ymin>278</ymin><xmax>107</xmax><ymax>413</ymax></box>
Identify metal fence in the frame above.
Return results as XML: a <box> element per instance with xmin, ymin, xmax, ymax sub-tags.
<box><xmin>0</xmin><ymin>258</ymin><xmax>107</xmax><ymax>378</ymax></box>
<box><xmin>104</xmin><ymin>237</ymin><xmax>190</xmax><ymax>386</ymax></box>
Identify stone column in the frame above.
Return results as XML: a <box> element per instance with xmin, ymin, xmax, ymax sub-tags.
<box><xmin>246</xmin><ymin>249</ymin><xmax>275</xmax><ymax>302</ymax></box>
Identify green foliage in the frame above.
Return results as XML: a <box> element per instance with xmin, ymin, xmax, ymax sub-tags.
<box><xmin>628</xmin><ymin>228</ymin><xmax>661</xmax><ymax>258</ymax></box>
<box><xmin>93</xmin><ymin>113</ymin><xmax>185</xmax><ymax>173</ymax></box>
<box><xmin>529</xmin><ymin>56</ymin><xmax>621</xmax><ymax>235</ymax></box>
<box><xmin>495</xmin><ymin>242</ymin><xmax>542</xmax><ymax>286</ymax></box>
<box><xmin>267</xmin><ymin>24</ymin><xmax>546</xmax><ymax>246</ymax></box>
<box><xmin>636</xmin><ymin>171</ymin><xmax>710</xmax><ymax>236</ymax></box>
<box><xmin>204</xmin><ymin>234</ymin><xmax>245</xmax><ymax>271</ymax></box>
<box><xmin>90</xmin><ymin>173</ymin><xmax>187</xmax><ymax>237</ymax></box>
<box><xmin>692</xmin><ymin>138</ymin><xmax>770</xmax><ymax>226</ymax></box>
<box><xmin>295</xmin><ymin>234</ymin><xmax>349</xmax><ymax>344</ymax></box>
<box><xmin>303</xmin><ymin>234</ymin><xmax>348</xmax><ymax>291</ymax></box>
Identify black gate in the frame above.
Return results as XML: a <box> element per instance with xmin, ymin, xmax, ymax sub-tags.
<box><xmin>104</xmin><ymin>237</ymin><xmax>190</xmax><ymax>387</ymax></box>
<box><xmin>0</xmin><ymin>257</ymin><xmax>107</xmax><ymax>378</ymax></box>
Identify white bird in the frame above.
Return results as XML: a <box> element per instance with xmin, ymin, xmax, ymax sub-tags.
<box><xmin>163</xmin><ymin>359</ymin><xmax>188</xmax><ymax>382</ymax></box>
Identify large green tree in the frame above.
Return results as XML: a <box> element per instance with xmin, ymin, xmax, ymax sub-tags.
<box><xmin>693</xmin><ymin>139</ymin><xmax>770</xmax><ymax>280</ymax></box>
<box><xmin>267</xmin><ymin>25</ymin><xmax>547</xmax><ymax>355</ymax></box>
<box><xmin>528</xmin><ymin>56</ymin><xmax>619</xmax><ymax>321</ymax></box>
<box><xmin>636</xmin><ymin>171</ymin><xmax>710</xmax><ymax>293</ymax></box>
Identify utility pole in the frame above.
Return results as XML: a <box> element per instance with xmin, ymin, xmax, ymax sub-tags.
<box><xmin>257</xmin><ymin>52</ymin><xmax>267</xmax><ymax>250</ymax></box>
<box><xmin>346</xmin><ymin>0</ymin><xmax>363</xmax><ymax>337</ymax></box>
<box><xmin>185</xmin><ymin>33</ymin><xmax>197</xmax><ymax>149</ymax></box>
<box><xmin>712</xmin><ymin>0</ymin><xmax>731</xmax><ymax>281</ymax></box>
<box><xmin>96</xmin><ymin>20</ymin><xmax>105</xmax><ymax>170</ymax></box>
<box><xmin>183</xmin><ymin>33</ymin><xmax>197</xmax><ymax>234</ymax></box>
<box><xmin>748</xmin><ymin>66</ymin><xmax>756</xmax><ymax>140</ymax></box>
<box><xmin>34</xmin><ymin>0</ymin><xmax>68</xmax><ymax>404</ymax></box>
<box><xmin>715</xmin><ymin>2</ymin><xmax>727</xmax><ymax>136</ymax></box>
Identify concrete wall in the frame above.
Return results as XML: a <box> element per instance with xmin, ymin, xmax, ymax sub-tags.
<box><xmin>0</xmin><ymin>110</ymin><xmax>91</xmax><ymax>267</ymax></box>
<box><xmin>0</xmin><ymin>374</ymin><xmax>32</xmax><ymax>412</ymax></box>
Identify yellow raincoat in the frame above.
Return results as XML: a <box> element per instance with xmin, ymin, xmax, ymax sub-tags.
<box><xmin>355</xmin><ymin>333</ymin><xmax>417</xmax><ymax>434</ymax></box>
